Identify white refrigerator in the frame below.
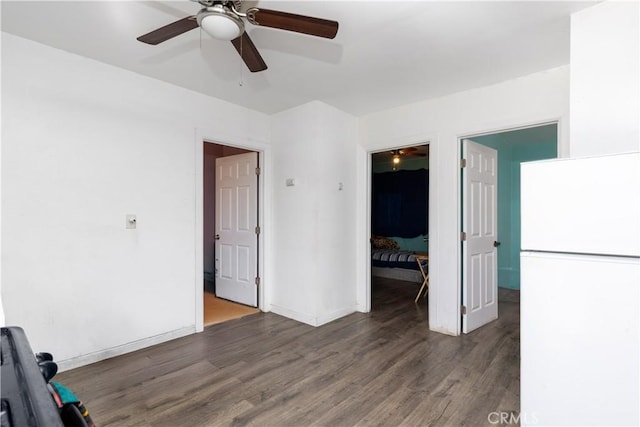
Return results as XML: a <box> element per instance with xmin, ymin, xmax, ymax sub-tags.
<box><xmin>520</xmin><ymin>152</ymin><xmax>640</xmax><ymax>426</ymax></box>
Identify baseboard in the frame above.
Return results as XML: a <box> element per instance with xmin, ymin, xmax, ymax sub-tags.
<box><xmin>56</xmin><ymin>326</ymin><xmax>196</xmax><ymax>372</ymax></box>
<box><xmin>429</xmin><ymin>325</ymin><xmax>459</xmax><ymax>336</ymax></box>
<box><xmin>315</xmin><ymin>305</ymin><xmax>358</xmax><ymax>326</ymax></box>
<box><xmin>269</xmin><ymin>304</ymin><xmax>357</xmax><ymax>327</ymax></box>
<box><xmin>269</xmin><ymin>304</ymin><xmax>317</xmax><ymax>326</ymax></box>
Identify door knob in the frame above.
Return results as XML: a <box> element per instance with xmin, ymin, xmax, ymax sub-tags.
<box><xmin>215</xmin><ymin>234</ymin><xmax>220</xmax><ymax>240</ymax></box>
<box><xmin>494</xmin><ymin>241</ymin><xmax>501</xmax><ymax>247</ymax></box>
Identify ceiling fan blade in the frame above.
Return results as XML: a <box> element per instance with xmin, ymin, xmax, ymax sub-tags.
<box><xmin>399</xmin><ymin>147</ymin><xmax>428</xmax><ymax>157</ymax></box>
<box><xmin>231</xmin><ymin>32</ymin><xmax>268</xmax><ymax>72</ymax></box>
<box><xmin>250</xmin><ymin>8</ymin><xmax>338</xmax><ymax>39</ymax></box>
<box><xmin>137</xmin><ymin>16</ymin><xmax>198</xmax><ymax>45</ymax></box>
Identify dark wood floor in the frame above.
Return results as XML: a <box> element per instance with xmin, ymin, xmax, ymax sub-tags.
<box><xmin>56</xmin><ymin>278</ymin><xmax>520</xmax><ymax>426</ymax></box>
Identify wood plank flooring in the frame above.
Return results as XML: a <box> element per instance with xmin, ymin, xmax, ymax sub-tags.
<box><xmin>56</xmin><ymin>278</ymin><xmax>520</xmax><ymax>426</ymax></box>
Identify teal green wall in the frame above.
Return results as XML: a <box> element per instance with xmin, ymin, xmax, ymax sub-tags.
<box><xmin>393</xmin><ymin>236</ymin><xmax>429</xmax><ymax>253</ymax></box>
<box><xmin>472</xmin><ymin>125</ymin><xmax>557</xmax><ymax>290</ymax></box>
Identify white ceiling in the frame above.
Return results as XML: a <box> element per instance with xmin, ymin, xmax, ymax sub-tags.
<box><xmin>1</xmin><ymin>1</ymin><xmax>597</xmax><ymax>116</ymax></box>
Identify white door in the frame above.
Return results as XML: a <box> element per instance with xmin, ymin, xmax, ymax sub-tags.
<box><xmin>462</xmin><ymin>139</ymin><xmax>498</xmax><ymax>333</ymax></box>
<box><xmin>215</xmin><ymin>152</ymin><xmax>258</xmax><ymax>307</ymax></box>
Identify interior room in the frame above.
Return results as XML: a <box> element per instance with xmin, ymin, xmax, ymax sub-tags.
<box><xmin>202</xmin><ymin>142</ymin><xmax>260</xmax><ymax>325</ymax></box>
<box><xmin>370</xmin><ymin>145</ymin><xmax>429</xmax><ymax>307</ymax></box>
<box><xmin>1</xmin><ymin>1</ymin><xmax>638</xmax><ymax>425</ymax></box>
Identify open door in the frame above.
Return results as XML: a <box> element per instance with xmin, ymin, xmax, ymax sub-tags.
<box><xmin>215</xmin><ymin>152</ymin><xmax>259</xmax><ymax>307</ymax></box>
<box><xmin>462</xmin><ymin>139</ymin><xmax>498</xmax><ymax>333</ymax></box>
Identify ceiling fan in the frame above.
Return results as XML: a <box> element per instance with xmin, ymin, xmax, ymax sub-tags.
<box><xmin>387</xmin><ymin>146</ymin><xmax>428</xmax><ymax>169</ymax></box>
<box><xmin>391</xmin><ymin>147</ymin><xmax>428</xmax><ymax>158</ymax></box>
<box><xmin>136</xmin><ymin>0</ymin><xmax>339</xmax><ymax>73</ymax></box>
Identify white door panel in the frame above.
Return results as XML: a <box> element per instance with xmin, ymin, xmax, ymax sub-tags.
<box><xmin>462</xmin><ymin>139</ymin><xmax>498</xmax><ymax>333</ymax></box>
<box><xmin>215</xmin><ymin>152</ymin><xmax>258</xmax><ymax>307</ymax></box>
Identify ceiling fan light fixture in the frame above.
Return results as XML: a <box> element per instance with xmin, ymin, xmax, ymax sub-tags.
<box><xmin>198</xmin><ymin>6</ymin><xmax>244</xmax><ymax>41</ymax></box>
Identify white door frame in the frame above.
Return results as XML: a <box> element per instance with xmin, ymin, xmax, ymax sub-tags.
<box><xmin>456</xmin><ymin>119</ymin><xmax>561</xmax><ymax>334</ymax></box>
<box><xmin>363</xmin><ymin>139</ymin><xmax>433</xmax><ymax>313</ymax></box>
<box><xmin>194</xmin><ymin>128</ymin><xmax>271</xmax><ymax>332</ymax></box>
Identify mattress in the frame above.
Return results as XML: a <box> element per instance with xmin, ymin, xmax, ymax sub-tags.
<box><xmin>371</xmin><ymin>249</ymin><xmax>426</xmax><ymax>271</ymax></box>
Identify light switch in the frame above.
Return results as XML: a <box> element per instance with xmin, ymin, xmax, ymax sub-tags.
<box><xmin>286</xmin><ymin>178</ymin><xmax>296</xmax><ymax>187</ymax></box>
<box><xmin>126</xmin><ymin>214</ymin><xmax>137</xmax><ymax>229</ymax></box>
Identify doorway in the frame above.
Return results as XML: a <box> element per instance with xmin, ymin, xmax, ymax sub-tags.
<box><xmin>203</xmin><ymin>142</ymin><xmax>260</xmax><ymax>326</ymax></box>
<box><xmin>460</xmin><ymin>123</ymin><xmax>558</xmax><ymax>333</ymax></box>
<box><xmin>370</xmin><ymin>144</ymin><xmax>430</xmax><ymax>310</ymax></box>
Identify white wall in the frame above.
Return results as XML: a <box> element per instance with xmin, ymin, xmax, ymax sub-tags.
<box><xmin>270</xmin><ymin>101</ymin><xmax>358</xmax><ymax>325</ymax></box>
<box><xmin>570</xmin><ymin>0</ymin><xmax>640</xmax><ymax>157</ymax></box>
<box><xmin>358</xmin><ymin>66</ymin><xmax>570</xmax><ymax>334</ymax></box>
<box><xmin>1</xmin><ymin>34</ymin><xmax>269</xmax><ymax>369</ymax></box>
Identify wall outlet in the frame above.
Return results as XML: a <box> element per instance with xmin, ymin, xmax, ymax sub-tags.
<box><xmin>126</xmin><ymin>214</ymin><xmax>137</xmax><ymax>229</ymax></box>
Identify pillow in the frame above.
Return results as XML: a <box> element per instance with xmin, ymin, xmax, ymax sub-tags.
<box><xmin>371</xmin><ymin>236</ymin><xmax>400</xmax><ymax>250</ymax></box>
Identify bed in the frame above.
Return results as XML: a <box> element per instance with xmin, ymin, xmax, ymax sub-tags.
<box><xmin>370</xmin><ymin>236</ymin><xmax>427</xmax><ymax>283</ymax></box>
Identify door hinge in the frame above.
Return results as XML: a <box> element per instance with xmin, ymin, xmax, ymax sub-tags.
<box><xmin>255</xmin><ymin>226</ymin><xmax>261</xmax><ymax>235</ymax></box>
<box><xmin>255</xmin><ymin>167</ymin><xmax>261</xmax><ymax>176</ymax></box>
<box><xmin>461</xmin><ymin>231</ymin><xmax>467</xmax><ymax>241</ymax></box>
<box><xmin>461</xmin><ymin>305</ymin><xmax>467</xmax><ymax>315</ymax></box>
<box><xmin>460</xmin><ymin>158</ymin><xmax>467</xmax><ymax>168</ymax></box>
<box><xmin>255</xmin><ymin>276</ymin><xmax>261</xmax><ymax>286</ymax></box>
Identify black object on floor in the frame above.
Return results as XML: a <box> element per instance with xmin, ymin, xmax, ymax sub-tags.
<box><xmin>1</xmin><ymin>326</ymin><xmax>64</xmax><ymax>427</ymax></box>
